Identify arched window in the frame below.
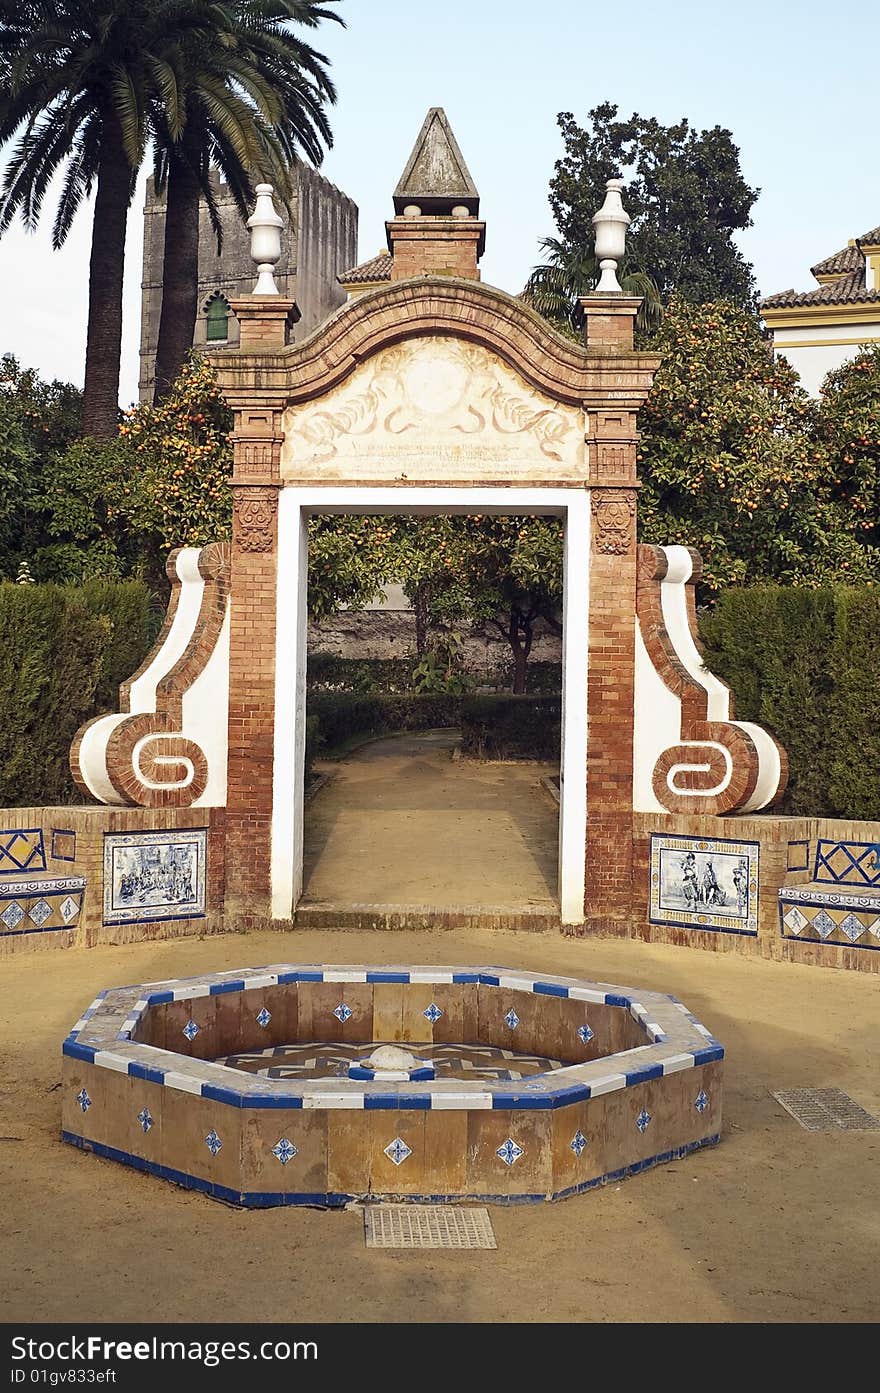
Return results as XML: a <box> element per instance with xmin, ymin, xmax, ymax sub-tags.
<box><xmin>205</xmin><ymin>294</ymin><xmax>230</xmax><ymax>342</ymax></box>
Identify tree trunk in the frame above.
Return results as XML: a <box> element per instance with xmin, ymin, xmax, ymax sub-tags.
<box><xmin>413</xmin><ymin>582</ymin><xmax>431</xmax><ymax>657</ymax></box>
<box><xmin>153</xmin><ymin>132</ymin><xmax>201</xmax><ymax>402</ymax></box>
<box><xmin>509</xmin><ymin>608</ymin><xmax>533</xmax><ymax>694</ymax></box>
<box><xmin>81</xmin><ymin>112</ymin><xmax>131</xmax><ymax>440</ymax></box>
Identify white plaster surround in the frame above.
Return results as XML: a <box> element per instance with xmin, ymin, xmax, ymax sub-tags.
<box><xmin>280</xmin><ymin>337</ymin><xmax>586</xmax><ymax>483</ymax></box>
<box><xmin>75</xmin><ymin>548</ymin><xmax>230</xmax><ymax>807</ymax></box>
<box><xmin>773</xmin><ymin>322</ymin><xmax>880</xmax><ymax>396</ymax></box>
<box><xmin>633</xmin><ymin>545</ymin><xmax>781</xmax><ymax>813</ymax></box>
<box><xmin>271</xmin><ymin>486</ymin><xmax>590</xmax><ymax>926</ymax></box>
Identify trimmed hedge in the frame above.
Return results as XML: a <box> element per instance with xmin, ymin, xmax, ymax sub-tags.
<box><xmin>459</xmin><ymin>695</ymin><xmax>561</xmax><ymax>761</ymax></box>
<box><xmin>306</xmin><ymin>652</ymin><xmax>562</xmax><ymax>696</ymax></box>
<box><xmin>306</xmin><ymin>692</ymin><xmax>463</xmax><ymax>757</ymax></box>
<box><xmin>700</xmin><ymin>584</ymin><xmax>880</xmax><ymax>819</ymax></box>
<box><xmin>0</xmin><ymin>580</ymin><xmax>160</xmax><ymax>806</ymax></box>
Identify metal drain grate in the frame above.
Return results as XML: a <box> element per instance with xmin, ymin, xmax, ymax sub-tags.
<box><xmin>364</xmin><ymin>1205</ymin><xmax>497</xmax><ymax>1249</ymax></box>
<box><xmin>772</xmin><ymin>1087</ymin><xmax>880</xmax><ymax>1132</ymax></box>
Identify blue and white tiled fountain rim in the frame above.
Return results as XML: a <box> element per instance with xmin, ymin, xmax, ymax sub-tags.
<box><xmin>63</xmin><ymin>965</ymin><xmax>723</xmax><ymax>1112</ymax></box>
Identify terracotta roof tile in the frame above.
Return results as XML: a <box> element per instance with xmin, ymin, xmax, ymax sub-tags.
<box><xmin>761</xmin><ymin>269</ymin><xmax>880</xmax><ymax>310</ymax></box>
<box><xmin>810</xmin><ymin>243</ymin><xmax>861</xmax><ymax>278</ymax></box>
<box><xmin>337</xmin><ymin>252</ymin><xmax>393</xmax><ymax>286</ymax></box>
<box><xmin>859</xmin><ymin>223</ymin><xmax>880</xmax><ymax>246</ymax></box>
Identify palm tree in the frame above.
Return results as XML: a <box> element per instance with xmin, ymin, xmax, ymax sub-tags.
<box><xmin>522</xmin><ymin>235</ymin><xmax>662</xmax><ymax>339</ymax></box>
<box><xmin>0</xmin><ymin>2</ymin><xmax>210</xmax><ymax>438</ymax></box>
<box><xmin>150</xmin><ymin>2</ymin><xmax>341</xmax><ymax>401</ymax></box>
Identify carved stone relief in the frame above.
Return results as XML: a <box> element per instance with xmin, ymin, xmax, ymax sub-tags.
<box><xmin>281</xmin><ymin>338</ymin><xmax>585</xmax><ymax>482</ymax></box>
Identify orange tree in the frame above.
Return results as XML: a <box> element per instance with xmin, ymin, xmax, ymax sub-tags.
<box><xmin>818</xmin><ymin>345</ymin><xmax>880</xmax><ymax>547</ymax></box>
<box><xmin>123</xmin><ymin>355</ymin><xmax>391</xmax><ymax>614</ymax></box>
<box><xmin>637</xmin><ymin>297</ymin><xmax>878</xmax><ymax>595</ymax></box>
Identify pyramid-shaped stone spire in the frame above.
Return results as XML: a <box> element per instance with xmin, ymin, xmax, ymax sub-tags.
<box><xmin>393</xmin><ymin>108</ymin><xmax>479</xmax><ymax>216</ymax></box>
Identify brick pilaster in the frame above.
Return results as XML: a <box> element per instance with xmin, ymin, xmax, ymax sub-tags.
<box><xmin>225</xmin><ymin>400</ymin><xmax>284</xmax><ymax>924</ymax></box>
<box><xmin>580</xmin><ymin>294</ymin><xmax>645</xmax><ymax>933</ymax></box>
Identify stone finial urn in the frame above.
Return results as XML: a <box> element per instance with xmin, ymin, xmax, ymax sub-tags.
<box><xmin>592</xmin><ymin>177</ymin><xmax>631</xmax><ymax>293</ymax></box>
<box><xmin>247</xmin><ymin>184</ymin><xmax>284</xmax><ymax>294</ymax></box>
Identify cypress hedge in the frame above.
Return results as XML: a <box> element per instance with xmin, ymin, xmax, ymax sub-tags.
<box><xmin>0</xmin><ymin>580</ymin><xmax>160</xmax><ymax>806</ymax></box>
<box><xmin>459</xmin><ymin>695</ymin><xmax>562</xmax><ymax>760</ymax></box>
<box><xmin>700</xmin><ymin>585</ymin><xmax>880</xmax><ymax>819</ymax></box>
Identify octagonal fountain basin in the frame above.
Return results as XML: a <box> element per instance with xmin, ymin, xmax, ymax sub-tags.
<box><xmin>61</xmin><ymin>965</ymin><xmax>723</xmax><ymax>1207</ymax></box>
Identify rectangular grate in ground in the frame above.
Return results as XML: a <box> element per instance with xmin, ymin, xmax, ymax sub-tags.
<box><xmin>772</xmin><ymin>1087</ymin><xmax>880</xmax><ymax>1132</ymax></box>
<box><xmin>364</xmin><ymin>1205</ymin><xmax>497</xmax><ymax>1250</ymax></box>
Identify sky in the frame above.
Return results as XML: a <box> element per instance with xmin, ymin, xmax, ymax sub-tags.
<box><xmin>0</xmin><ymin>0</ymin><xmax>877</xmax><ymax>405</ymax></box>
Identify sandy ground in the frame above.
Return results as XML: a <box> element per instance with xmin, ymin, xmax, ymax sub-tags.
<box><xmin>1</xmin><ymin>924</ymin><xmax>878</xmax><ymax>1324</ymax></box>
<box><xmin>301</xmin><ymin>730</ymin><xmax>558</xmax><ymax>908</ymax></box>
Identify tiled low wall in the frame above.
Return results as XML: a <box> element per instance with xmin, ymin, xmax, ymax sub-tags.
<box><xmin>62</xmin><ymin>964</ymin><xmax>723</xmax><ymax>1206</ymax></box>
<box><xmin>0</xmin><ymin>806</ymin><xmax>226</xmax><ymax>955</ymax></box>
<box><xmin>632</xmin><ymin>813</ymin><xmax>880</xmax><ymax>974</ymax></box>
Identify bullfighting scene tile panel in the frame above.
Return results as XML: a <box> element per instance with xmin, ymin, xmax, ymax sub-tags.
<box><xmin>649</xmin><ymin>834</ymin><xmax>759</xmax><ymax>936</ymax></box>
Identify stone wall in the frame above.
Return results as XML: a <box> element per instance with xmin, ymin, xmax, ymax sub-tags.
<box><xmin>139</xmin><ymin>168</ymin><xmax>357</xmax><ymax>401</ymax></box>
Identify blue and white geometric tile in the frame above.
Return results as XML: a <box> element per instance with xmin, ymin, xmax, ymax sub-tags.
<box><xmin>28</xmin><ymin>899</ymin><xmax>52</xmax><ymax>927</ymax></box>
<box><xmin>384</xmin><ymin>1137</ymin><xmax>412</xmax><ymax>1167</ymax></box>
<box><xmin>635</xmin><ymin>1107</ymin><xmax>652</xmax><ymax>1133</ymax></box>
<box><xmin>59</xmin><ymin>895</ymin><xmax>80</xmax><ymax>923</ymax></box>
<box><xmin>783</xmin><ymin>906</ymin><xmax>808</xmax><ymax>936</ymax></box>
<box><xmin>496</xmin><ymin>1138</ymin><xmax>524</xmax><ymax>1166</ymax></box>
<box><xmin>504</xmin><ymin>1009</ymin><xmax>520</xmax><ymax>1030</ymax></box>
<box><xmin>0</xmin><ymin>902</ymin><xmax>24</xmax><ymax>931</ymax></box>
<box><xmin>577</xmin><ymin>1023</ymin><xmax>594</xmax><ymax>1045</ymax></box>
<box><xmin>256</xmin><ymin>1007</ymin><xmax>272</xmax><ymax>1028</ymax></box>
<box><xmin>272</xmin><ymin>1138</ymin><xmax>298</xmax><ymax>1165</ymax></box>
<box><xmin>423</xmin><ymin>1003</ymin><xmax>443</xmax><ymax>1024</ymax></box>
<box><xmin>76</xmin><ymin>1088</ymin><xmax>92</xmax><ymax>1113</ymax></box>
<box><xmin>812</xmin><ymin>910</ymin><xmax>836</xmax><ymax>940</ymax></box>
<box><xmin>182</xmin><ymin>1019</ymin><xmax>200</xmax><ymax>1041</ymax></box>
<box><xmin>868</xmin><ymin>917</ymin><xmax>880</xmax><ymax>940</ymax></box>
<box><xmin>204</xmin><ymin>1129</ymin><xmax>222</xmax><ymax>1157</ymax></box>
<box><xmin>839</xmin><ymin>914</ymin><xmax>865</xmax><ymax>943</ymax></box>
<box><xmin>333</xmin><ymin>1003</ymin><xmax>353</xmax><ymax>1024</ymax></box>
<box><xmin>570</xmin><ymin>1130</ymin><xmax>588</xmax><ymax>1159</ymax></box>
<box><xmin>137</xmin><ymin>1108</ymin><xmax>153</xmax><ymax>1133</ymax></box>
<box><xmin>694</xmin><ymin>1090</ymin><xmax>709</xmax><ymax>1114</ymax></box>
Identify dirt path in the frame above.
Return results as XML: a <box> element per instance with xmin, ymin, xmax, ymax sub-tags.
<box><xmin>301</xmin><ymin>730</ymin><xmax>558</xmax><ymax>909</ymax></box>
<box><xmin>1</xmin><ymin>925</ymin><xmax>877</xmax><ymax>1323</ymax></box>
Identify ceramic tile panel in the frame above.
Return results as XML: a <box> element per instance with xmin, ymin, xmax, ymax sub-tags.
<box><xmin>102</xmin><ymin>828</ymin><xmax>207</xmax><ymax>926</ymax></box>
<box><xmin>650</xmin><ymin>833</ymin><xmax>759</xmax><ymax>936</ymax></box>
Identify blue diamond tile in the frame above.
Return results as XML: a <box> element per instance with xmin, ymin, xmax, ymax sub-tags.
<box><xmin>256</xmin><ymin>1007</ymin><xmax>272</xmax><ymax>1028</ymax></box>
<box><xmin>694</xmin><ymin>1090</ymin><xmax>709</xmax><ymax>1114</ymax></box>
<box><xmin>182</xmin><ymin>1019</ymin><xmax>200</xmax><ymax>1041</ymax></box>
<box><xmin>496</xmin><ymin>1138</ymin><xmax>523</xmax><ymax>1166</ymax></box>
<box><xmin>137</xmin><ymin>1108</ymin><xmax>153</xmax><ymax>1133</ymax></box>
<box><xmin>505</xmin><ymin>1009</ymin><xmax>520</xmax><ymax>1030</ymax></box>
<box><xmin>570</xmin><ymin>1130</ymin><xmax>588</xmax><ymax>1158</ymax></box>
<box><xmin>333</xmin><ymin>1003</ymin><xmax>353</xmax><ymax>1023</ymax></box>
<box><xmin>577</xmin><ymin>1023</ymin><xmax>594</xmax><ymax>1045</ymax></box>
<box><xmin>384</xmin><ymin>1137</ymin><xmax>412</xmax><ymax>1166</ymax></box>
<box><xmin>423</xmin><ymin>1003</ymin><xmax>443</xmax><ymax>1023</ymax></box>
<box><xmin>0</xmin><ymin>902</ymin><xmax>24</xmax><ymax>931</ymax></box>
<box><xmin>76</xmin><ymin>1088</ymin><xmax>91</xmax><ymax>1113</ymax></box>
<box><xmin>205</xmin><ymin>1129</ymin><xmax>222</xmax><ymax>1157</ymax></box>
<box><xmin>839</xmin><ymin>914</ymin><xmax>864</xmax><ymax>943</ymax></box>
<box><xmin>273</xmin><ymin>1137</ymin><xmax>298</xmax><ymax>1165</ymax></box>
<box><xmin>28</xmin><ymin>899</ymin><xmax>52</xmax><ymax>927</ymax></box>
<box><xmin>812</xmin><ymin>909</ymin><xmax>836</xmax><ymax>940</ymax></box>
<box><xmin>636</xmin><ymin>1107</ymin><xmax>652</xmax><ymax>1134</ymax></box>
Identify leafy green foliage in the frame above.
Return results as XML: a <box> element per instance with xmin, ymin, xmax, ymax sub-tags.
<box><xmin>306</xmin><ymin>692</ymin><xmax>463</xmax><ymax>758</ymax></box>
<box><xmin>637</xmin><ymin>298</ymin><xmax>878</xmax><ymax>595</ymax></box>
<box><xmin>818</xmin><ymin>345</ymin><xmax>880</xmax><ymax>547</ymax></box>
<box><xmin>459</xmin><ymin>695</ymin><xmax>561</xmax><ymax>761</ymax></box>
<box><xmin>411</xmin><ymin>632</ymin><xmax>471</xmax><ymax>695</ymax></box>
<box><xmin>121</xmin><ymin>353</ymin><xmax>232</xmax><ymax>551</ymax></box>
<box><xmin>522</xmin><ymin>234</ymin><xmax>661</xmax><ymax>337</ymax></box>
<box><xmin>0</xmin><ymin>578</ymin><xmax>158</xmax><ymax>804</ymax></box>
<box><xmin>548</xmin><ymin>104</ymin><xmax>759</xmax><ymax>308</ymax></box>
<box><xmin>701</xmin><ymin>585</ymin><xmax>880</xmax><ymax>819</ymax></box>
